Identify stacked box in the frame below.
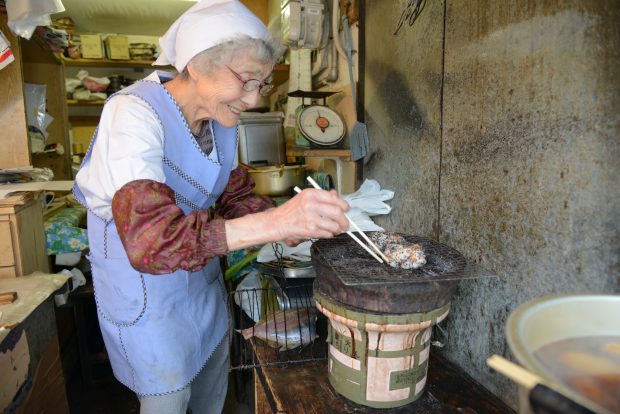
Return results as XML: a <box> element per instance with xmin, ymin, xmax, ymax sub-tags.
<box><xmin>80</xmin><ymin>34</ymin><xmax>103</xmax><ymax>59</ymax></box>
<box><xmin>104</xmin><ymin>35</ymin><xmax>130</xmax><ymax>60</ymax></box>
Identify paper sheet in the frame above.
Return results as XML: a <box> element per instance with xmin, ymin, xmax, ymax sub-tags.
<box><xmin>0</xmin><ymin>180</ymin><xmax>74</xmax><ymax>199</ymax></box>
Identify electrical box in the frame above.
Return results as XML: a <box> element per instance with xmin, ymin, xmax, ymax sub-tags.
<box><xmin>281</xmin><ymin>0</ymin><xmax>327</xmax><ymax>49</ymax></box>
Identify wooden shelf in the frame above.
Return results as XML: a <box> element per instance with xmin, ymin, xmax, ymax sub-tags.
<box><xmin>67</xmin><ymin>99</ymin><xmax>105</xmax><ymax>106</ymax></box>
<box><xmin>253</xmin><ymin>351</ymin><xmax>515</xmax><ymax>413</ymax></box>
<box><xmin>60</xmin><ymin>55</ymin><xmax>287</xmax><ymax>84</ymax></box>
<box><xmin>287</xmin><ymin>147</ymin><xmax>352</xmax><ymax>159</ymax></box>
<box><xmin>68</xmin><ymin>116</ymin><xmax>100</xmax><ymax>125</ymax></box>
<box><xmin>59</xmin><ymin>55</ymin><xmax>158</xmax><ymax>69</ymax></box>
<box><xmin>59</xmin><ymin>56</ymin><xmax>288</xmax><ymax>83</ymax></box>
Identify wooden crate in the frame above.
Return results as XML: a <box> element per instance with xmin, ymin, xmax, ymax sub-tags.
<box><xmin>0</xmin><ymin>192</ymin><xmax>50</xmax><ymax>277</ymax></box>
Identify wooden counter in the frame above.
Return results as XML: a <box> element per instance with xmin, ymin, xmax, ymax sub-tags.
<box><xmin>0</xmin><ymin>273</ymin><xmax>71</xmax><ymax>413</ymax></box>
<box><xmin>253</xmin><ymin>351</ymin><xmax>515</xmax><ymax>413</ymax></box>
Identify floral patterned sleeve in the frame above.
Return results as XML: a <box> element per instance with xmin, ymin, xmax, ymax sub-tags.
<box><xmin>112</xmin><ymin>179</ymin><xmax>228</xmax><ymax>274</ymax></box>
<box><xmin>214</xmin><ymin>166</ymin><xmax>276</xmax><ymax>219</ymax></box>
<box><xmin>112</xmin><ymin>169</ymin><xmax>275</xmax><ymax>275</ymax></box>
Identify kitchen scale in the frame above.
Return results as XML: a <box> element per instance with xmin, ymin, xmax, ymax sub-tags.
<box><xmin>289</xmin><ymin>90</ymin><xmax>345</xmax><ymax>148</ymax></box>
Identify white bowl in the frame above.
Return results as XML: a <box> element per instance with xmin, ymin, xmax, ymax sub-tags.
<box><xmin>506</xmin><ymin>294</ymin><xmax>620</xmax><ymax>414</ymax></box>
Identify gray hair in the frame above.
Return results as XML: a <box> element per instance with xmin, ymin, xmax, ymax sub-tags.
<box><xmin>181</xmin><ymin>35</ymin><xmax>284</xmax><ymax>77</ymax></box>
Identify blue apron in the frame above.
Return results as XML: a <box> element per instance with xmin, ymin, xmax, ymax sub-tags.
<box><xmin>74</xmin><ymin>79</ymin><xmax>237</xmax><ymax>396</ymax></box>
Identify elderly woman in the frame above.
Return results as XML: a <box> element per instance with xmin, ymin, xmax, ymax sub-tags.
<box><xmin>73</xmin><ymin>0</ymin><xmax>349</xmax><ymax>412</ymax></box>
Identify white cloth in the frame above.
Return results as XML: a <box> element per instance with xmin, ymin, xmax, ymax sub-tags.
<box><xmin>257</xmin><ymin>240</ymin><xmax>313</xmax><ymax>263</ymax></box>
<box><xmin>255</xmin><ymin>179</ymin><xmax>394</xmax><ymax>261</ymax></box>
<box><xmin>5</xmin><ymin>0</ymin><xmax>64</xmax><ymax>39</ymax></box>
<box><xmin>342</xmin><ymin>179</ymin><xmax>394</xmax><ymax>231</ymax></box>
<box><xmin>342</xmin><ymin>179</ymin><xmax>394</xmax><ymax>216</ymax></box>
<box><xmin>74</xmin><ymin>70</ymin><xmax>237</xmax><ymax>221</ymax></box>
<box><xmin>154</xmin><ymin>0</ymin><xmax>272</xmax><ymax>72</ymax></box>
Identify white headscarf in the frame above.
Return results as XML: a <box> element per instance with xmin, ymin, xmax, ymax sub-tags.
<box><xmin>153</xmin><ymin>0</ymin><xmax>272</xmax><ymax>72</ymax></box>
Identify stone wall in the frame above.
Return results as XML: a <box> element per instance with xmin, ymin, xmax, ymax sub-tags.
<box><xmin>363</xmin><ymin>0</ymin><xmax>619</xmax><ymax>408</ymax></box>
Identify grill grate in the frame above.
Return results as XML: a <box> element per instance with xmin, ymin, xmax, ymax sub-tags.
<box><xmin>312</xmin><ymin>233</ymin><xmax>472</xmax><ymax>286</ymax></box>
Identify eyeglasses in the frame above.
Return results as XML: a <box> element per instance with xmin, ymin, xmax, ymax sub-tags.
<box><xmin>225</xmin><ymin>65</ymin><xmax>274</xmax><ymax>96</ymax></box>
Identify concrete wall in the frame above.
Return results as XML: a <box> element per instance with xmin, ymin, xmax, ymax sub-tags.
<box><xmin>364</xmin><ymin>0</ymin><xmax>445</xmax><ymax>238</ymax></box>
<box><xmin>364</xmin><ymin>0</ymin><xmax>619</xmax><ymax>408</ymax></box>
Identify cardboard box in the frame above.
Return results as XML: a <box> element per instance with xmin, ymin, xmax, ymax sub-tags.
<box><xmin>79</xmin><ymin>34</ymin><xmax>103</xmax><ymax>59</ymax></box>
<box><xmin>104</xmin><ymin>35</ymin><xmax>130</xmax><ymax>60</ymax></box>
<box><xmin>0</xmin><ymin>329</ymin><xmax>29</xmax><ymax>411</ymax></box>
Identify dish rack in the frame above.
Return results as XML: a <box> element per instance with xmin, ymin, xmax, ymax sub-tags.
<box><xmin>228</xmin><ymin>278</ymin><xmax>327</xmax><ymax>370</ymax></box>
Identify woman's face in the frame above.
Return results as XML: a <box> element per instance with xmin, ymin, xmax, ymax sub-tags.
<box><xmin>190</xmin><ymin>52</ymin><xmax>272</xmax><ymax>128</ymax></box>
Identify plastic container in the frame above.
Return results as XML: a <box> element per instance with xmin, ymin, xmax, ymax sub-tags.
<box><xmin>237</xmin><ymin>112</ymin><xmax>285</xmax><ymax>167</ymax></box>
<box><xmin>314</xmin><ymin>290</ymin><xmax>450</xmax><ymax>408</ymax></box>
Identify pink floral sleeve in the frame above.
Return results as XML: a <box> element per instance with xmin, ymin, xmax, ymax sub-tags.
<box><xmin>111</xmin><ymin>168</ymin><xmax>275</xmax><ymax>274</ymax></box>
<box><xmin>215</xmin><ymin>166</ymin><xmax>276</xmax><ymax>218</ymax></box>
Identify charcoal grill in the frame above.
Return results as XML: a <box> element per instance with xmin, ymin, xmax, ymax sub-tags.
<box><xmin>311</xmin><ymin>232</ymin><xmax>470</xmax><ymax>314</ymax></box>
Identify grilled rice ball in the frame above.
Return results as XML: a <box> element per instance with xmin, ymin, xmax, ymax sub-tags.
<box><xmin>370</xmin><ymin>232</ymin><xmax>427</xmax><ymax>270</ymax></box>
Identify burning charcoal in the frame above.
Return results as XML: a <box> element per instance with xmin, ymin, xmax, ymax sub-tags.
<box><xmin>236</xmin><ymin>308</ymin><xmax>318</xmax><ymax>351</ymax></box>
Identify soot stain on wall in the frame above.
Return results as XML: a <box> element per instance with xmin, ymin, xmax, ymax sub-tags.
<box><xmin>364</xmin><ymin>0</ymin><xmax>445</xmax><ymax>239</ymax></box>
<box><xmin>365</xmin><ymin>0</ymin><xmax>619</xmax><ymax>409</ymax></box>
<box><xmin>365</xmin><ymin>62</ymin><xmax>425</xmax><ymax>138</ymax></box>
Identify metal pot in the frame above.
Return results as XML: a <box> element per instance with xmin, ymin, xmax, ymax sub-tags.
<box><xmin>248</xmin><ymin>164</ymin><xmax>305</xmax><ymax>196</ymax></box>
<box><xmin>506</xmin><ymin>294</ymin><xmax>620</xmax><ymax>414</ymax></box>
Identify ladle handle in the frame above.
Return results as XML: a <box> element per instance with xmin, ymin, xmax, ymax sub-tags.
<box><xmin>530</xmin><ymin>384</ymin><xmax>595</xmax><ymax>414</ymax></box>
<box><xmin>487</xmin><ymin>355</ymin><xmax>597</xmax><ymax>414</ymax></box>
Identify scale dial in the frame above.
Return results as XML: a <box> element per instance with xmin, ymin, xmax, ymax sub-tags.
<box><xmin>297</xmin><ymin>105</ymin><xmax>345</xmax><ymax>146</ymax></box>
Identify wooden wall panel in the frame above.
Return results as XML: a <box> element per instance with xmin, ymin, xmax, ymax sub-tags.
<box><xmin>241</xmin><ymin>0</ymin><xmax>269</xmax><ymax>25</ymax></box>
<box><xmin>0</xmin><ymin>13</ymin><xmax>30</xmax><ymax>169</ymax></box>
<box><xmin>22</xmin><ymin>56</ymin><xmax>72</xmax><ymax>180</ymax></box>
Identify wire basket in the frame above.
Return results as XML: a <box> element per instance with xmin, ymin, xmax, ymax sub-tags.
<box><xmin>228</xmin><ymin>280</ymin><xmax>327</xmax><ymax>370</ymax></box>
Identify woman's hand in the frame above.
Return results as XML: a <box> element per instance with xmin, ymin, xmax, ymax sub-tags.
<box><xmin>269</xmin><ymin>188</ymin><xmax>350</xmax><ymax>241</ymax></box>
<box><xmin>224</xmin><ymin>188</ymin><xmax>350</xmax><ymax>251</ymax></box>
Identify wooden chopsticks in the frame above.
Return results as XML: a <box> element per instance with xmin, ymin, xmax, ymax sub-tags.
<box><xmin>294</xmin><ymin>177</ymin><xmax>388</xmax><ymax>264</ymax></box>
<box><xmin>487</xmin><ymin>355</ymin><xmax>540</xmax><ymax>389</ymax></box>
